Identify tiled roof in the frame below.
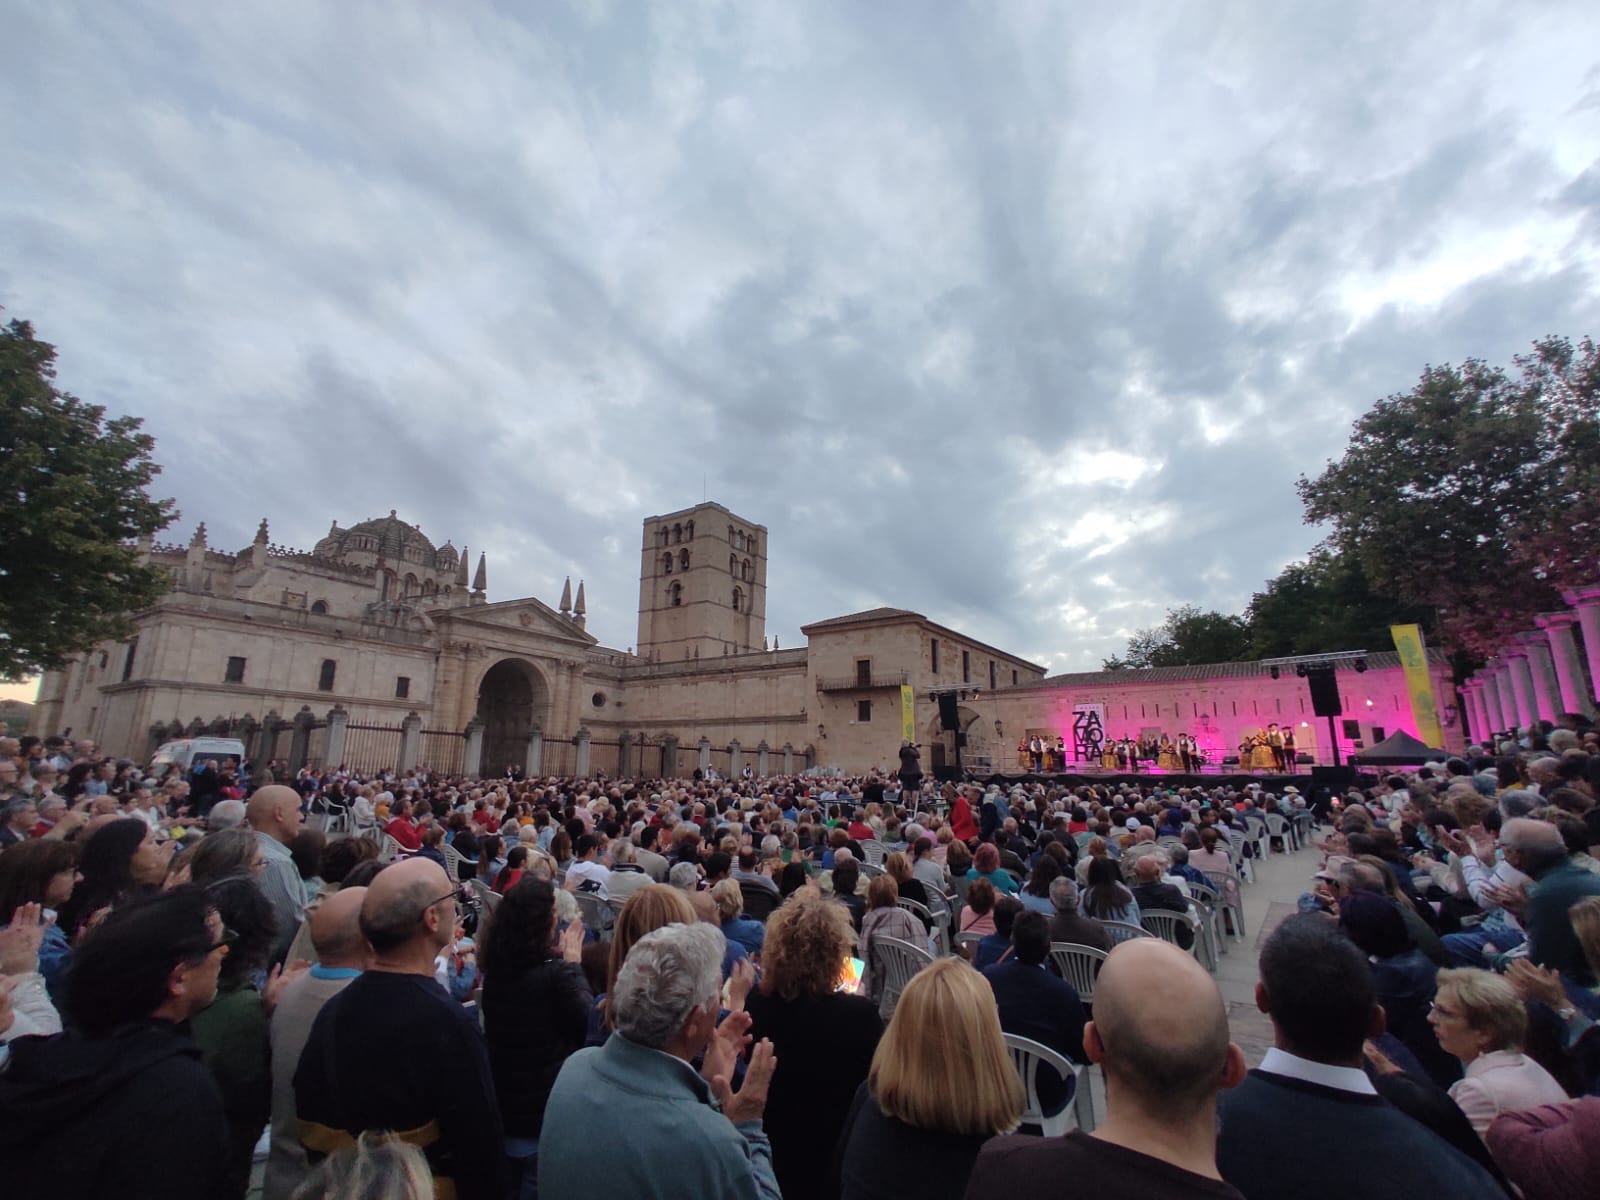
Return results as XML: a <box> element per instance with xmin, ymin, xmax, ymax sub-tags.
<box><xmin>1021</xmin><ymin>649</ymin><xmax>1437</xmax><ymax>689</ymax></box>
<box><xmin>800</xmin><ymin>607</ymin><xmax>923</xmax><ymax>631</ymax></box>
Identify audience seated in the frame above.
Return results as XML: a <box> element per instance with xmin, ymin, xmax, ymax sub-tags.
<box><xmin>983</xmin><ymin>911</ymin><xmax>1087</xmax><ymax>1117</ymax></box>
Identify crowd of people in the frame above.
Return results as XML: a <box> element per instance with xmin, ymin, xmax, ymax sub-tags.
<box><xmin>0</xmin><ymin>714</ymin><xmax>1598</xmax><ymax>1199</ymax></box>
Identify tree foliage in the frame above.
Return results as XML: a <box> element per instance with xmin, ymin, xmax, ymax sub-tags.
<box><xmin>1297</xmin><ymin>336</ymin><xmax>1600</xmax><ymax>657</ymax></box>
<box><xmin>1101</xmin><ymin>605</ymin><xmax>1251</xmax><ymax>670</ymax></box>
<box><xmin>1244</xmin><ymin>548</ymin><xmax>1434</xmax><ymax>660</ymax></box>
<box><xmin>0</xmin><ymin>318</ymin><xmax>176</xmax><ymax>678</ymax></box>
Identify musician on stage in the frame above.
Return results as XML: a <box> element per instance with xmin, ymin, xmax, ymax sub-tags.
<box><xmin>1281</xmin><ymin>727</ymin><xmax>1298</xmax><ymax>773</ymax></box>
<box><xmin>1266</xmin><ymin>723</ymin><xmax>1287</xmax><ymax>772</ymax></box>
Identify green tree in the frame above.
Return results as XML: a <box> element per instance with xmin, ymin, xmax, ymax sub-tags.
<box><xmin>1297</xmin><ymin>336</ymin><xmax>1600</xmax><ymax>657</ymax></box>
<box><xmin>0</xmin><ymin>318</ymin><xmax>176</xmax><ymax>678</ymax></box>
<box><xmin>1102</xmin><ymin>605</ymin><xmax>1251</xmax><ymax>670</ymax></box>
<box><xmin>1244</xmin><ymin>548</ymin><xmax>1435</xmax><ymax>659</ymax></box>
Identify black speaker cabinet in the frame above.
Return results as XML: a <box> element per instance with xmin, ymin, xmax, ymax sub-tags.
<box><xmin>938</xmin><ymin>692</ymin><xmax>960</xmax><ymax>731</ymax></box>
<box><xmin>1306</xmin><ymin>667</ymin><xmax>1343</xmax><ymax>717</ymax></box>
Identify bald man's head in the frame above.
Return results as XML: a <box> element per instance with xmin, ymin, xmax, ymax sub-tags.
<box><xmin>1087</xmin><ymin>940</ymin><xmax>1237</xmax><ymax>1121</ymax></box>
<box><xmin>1133</xmin><ymin>855</ymin><xmax>1162</xmax><ymax>883</ymax></box>
<box><xmin>310</xmin><ymin>886</ymin><xmax>370</xmax><ymax>967</ymax></box>
<box><xmin>360</xmin><ymin>857</ymin><xmax>454</xmax><ymax>955</ymax></box>
<box><xmin>247</xmin><ymin>785</ymin><xmax>304</xmax><ymax>844</ymax></box>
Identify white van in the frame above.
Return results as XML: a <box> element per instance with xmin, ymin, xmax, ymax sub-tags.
<box><xmin>149</xmin><ymin>737</ymin><xmax>247</xmax><ymax>775</ymax></box>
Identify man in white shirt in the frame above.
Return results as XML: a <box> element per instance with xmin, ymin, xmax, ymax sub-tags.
<box><xmin>564</xmin><ymin>834</ymin><xmax>611</xmax><ymax>899</ymax></box>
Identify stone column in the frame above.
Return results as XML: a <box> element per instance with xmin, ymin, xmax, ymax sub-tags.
<box><xmin>1516</xmin><ymin>632</ymin><xmax>1562</xmax><ymax>722</ymax></box>
<box><xmin>1458</xmin><ymin>684</ymin><xmax>1483</xmax><ymax>746</ymax></box>
<box><xmin>757</xmin><ymin>741</ymin><xmax>769</xmax><ymax>777</ymax></box>
<box><xmin>783</xmin><ymin>743</ymin><xmax>794</xmax><ymax>775</ymax></box>
<box><xmin>323</xmin><ymin>705</ymin><xmax>349</xmax><ymax>770</ymax></box>
<box><xmin>399</xmin><ymin>711</ymin><xmax>422</xmax><ymax>772</ymax></box>
<box><xmin>525</xmin><ymin>729</ymin><xmax>544</xmax><ymax>778</ymax></box>
<box><xmin>1537</xmin><ymin>611</ymin><xmax>1595</xmax><ymax>717</ymax></box>
<box><xmin>1560</xmin><ymin>586</ymin><xmax>1600</xmax><ymax>712</ymax></box>
<box><xmin>617</xmin><ymin>732</ymin><xmax>632</xmax><ymax>778</ymax></box>
<box><xmin>1492</xmin><ymin>660</ymin><xmax>1521</xmax><ymax>731</ymax></box>
<box><xmin>661</xmin><ymin>735</ymin><xmax>679</xmax><ymax>778</ymax></box>
<box><xmin>1504</xmin><ymin>650</ymin><xmax>1538</xmax><ymax>731</ymax></box>
<box><xmin>1468</xmin><ymin>683</ymin><xmax>1493</xmax><ymax>744</ymax></box>
<box><xmin>1480</xmin><ymin>672</ymin><xmax>1507</xmax><ymax>736</ymax></box>
<box><xmin>574</xmin><ymin>728</ymin><xmax>592</xmax><ymax>778</ymax></box>
<box><xmin>728</xmin><ymin>741</ymin><xmax>742</xmax><ymax>778</ymax></box>
<box><xmin>463</xmin><ymin>717</ymin><xmax>485</xmax><ymax>779</ymax></box>
<box><xmin>288</xmin><ymin>706</ymin><xmax>316</xmax><ymax>773</ymax></box>
<box><xmin>697</xmin><ymin>737</ymin><xmax>711</xmax><ymax>776</ymax></box>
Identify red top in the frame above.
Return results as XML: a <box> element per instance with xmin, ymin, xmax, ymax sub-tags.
<box><xmin>950</xmin><ymin>796</ymin><xmax>978</xmax><ymax>841</ymax></box>
<box><xmin>385</xmin><ymin>816</ymin><xmax>423</xmax><ymax>851</ymax></box>
<box><xmin>471</xmin><ymin>809</ymin><xmax>500</xmax><ymax>834</ymax></box>
<box><xmin>847</xmin><ymin>821</ymin><xmax>875</xmax><ymax>842</ymax></box>
<box><xmin>493</xmin><ymin>867</ymin><xmax>525</xmax><ymax>895</ymax></box>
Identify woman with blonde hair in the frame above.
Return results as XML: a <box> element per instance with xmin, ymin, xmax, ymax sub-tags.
<box><xmin>1428</xmin><ymin>967</ymin><xmax>1567</xmax><ymax>1134</ymax></box>
<box><xmin>746</xmin><ymin>894</ymin><xmax>882</xmax><ymax>1200</ymax></box>
<box><xmin>832</xmin><ymin>958</ymin><xmax>1023</xmax><ymax>1199</ymax></box>
<box><xmin>589</xmin><ymin>884</ymin><xmax>699</xmax><ymax>1040</ymax></box>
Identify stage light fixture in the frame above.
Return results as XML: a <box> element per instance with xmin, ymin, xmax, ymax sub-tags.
<box><xmin>1354</xmin><ymin>657</ymin><xmax>1368</xmax><ymax>673</ymax></box>
<box><xmin>1295</xmin><ymin>664</ymin><xmax>1308</xmax><ymax>678</ymax></box>
<box><xmin>1269</xmin><ymin>666</ymin><xmax>1280</xmax><ymax>680</ymax></box>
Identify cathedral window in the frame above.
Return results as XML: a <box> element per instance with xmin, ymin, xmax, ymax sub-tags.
<box><xmin>732</xmin><ymin>586</ymin><xmax>743</xmax><ymax>612</ymax></box>
<box><xmin>224</xmin><ymin>656</ymin><xmax>246</xmax><ymax>684</ymax></box>
<box><xmin>685</xmin><ymin>520</ymin><xmax>694</xmax><ymax>540</ymax></box>
<box><xmin>673</xmin><ymin>523</ymin><xmax>682</xmax><ymax>544</ymax></box>
<box><xmin>658</xmin><ymin>527</ymin><xmax>669</xmax><ymax>547</ymax></box>
<box><xmin>730</xmin><ymin>554</ymin><xmax>738</xmax><ymax>575</ymax></box>
<box><xmin>679</xmin><ymin>548</ymin><xmax>690</xmax><ymax>570</ymax></box>
<box><xmin>742</xmin><ymin>558</ymin><xmax>752</xmax><ymax>581</ymax></box>
<box><xmin>662</xmin><ymin>552</ymin><xmax>673</xmax><ymax>575</ymax></box>
<box><xmin>318</xmin><ymin>659</ymin><xmax>337</xmax><ymax>691</ymax></box>
<box><xmin>670</xmin><ymin>582</ymin><xmax>682</xmax><ymax>606</ymax></box>
<box><xmin>310</xmin><ymin>600</ymin><xmax>329</xmax><ymax>615</ymax></box>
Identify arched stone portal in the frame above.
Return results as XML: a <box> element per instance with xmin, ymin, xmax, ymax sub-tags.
<box><xmin>476</xmin><ymin>659</ymin><xmax>550</xmax><ymax>775</ymax></box>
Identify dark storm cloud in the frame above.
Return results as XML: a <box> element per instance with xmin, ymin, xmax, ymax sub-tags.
<box><xmin>2</xmin><ymin>0</ymin><xmax>1597</xmax><ymax>672</ymax></box>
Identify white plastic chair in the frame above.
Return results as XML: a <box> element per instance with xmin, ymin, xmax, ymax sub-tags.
<box><xmin>441</xmin><ymin>842</ymin><xmax>464</xmax><ymax>881</ymax></box>
<box><xmin>1264</xmin><ymin>813</ymin><xmax>1296</xmax><ymax>853</ymax></box>
<box><xmin>1141</xmin><ymin>909</ymin><xmax>1209</xmax><ymax>970</ymax></box>
<box><xmin>575</xmin><ymin>892</ymin><xmax>611</xmax><ymax>939</ymax></box>
<box><xmin>897</xmin><ymin>897</ymin><xmax>947</xmax><ymax>957</ymax></box>
<box><xmin>378</xmin><ymin>834</ymin><xmax>408</xmax><ymax>863</ymax></box>
<box><xmin>1004</xmin><ymin>1033</ymin><xmax>1093</xmax><ymax>1134</ymax></box>
<box><xmin>1200</xmin><ymin>869</ymin><xmax>1247</xmax><ymax>942</ymax></box>
<box><xmin>1049</xmin><ymin>942</ymin><xmax>1107</xmax><ymax>1005</ymax></box>
<box><xmin>872</xmin><ymin>935</ymin><xmax>934</xmax><ymax>1021</ymax></box>
<box><xmin>1099</xmin><ymin>920</ymin><xmax>1154</xmax><ymax>946</ymax></box>
<box><xmin>468</xmin><ymin>877</ymin><xmax>501</xmax><ymax>914</ymax></box>
<box><xmin>859</xmin><ymin>839</ymin><xmax>887</xmax><ymax>867</ymax></box>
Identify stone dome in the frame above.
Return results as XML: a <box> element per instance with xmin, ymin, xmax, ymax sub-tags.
<box><xmin>320</xmin><ymin>511</ymin><xmax>438</xmax><ymax>565</ymax></box>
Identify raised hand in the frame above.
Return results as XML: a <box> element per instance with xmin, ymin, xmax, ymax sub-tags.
<box><xmin>725</xmin><ymin>957</ymin><xmax>756</xmax><ymax>1013</ymax></box>
<box><xmin>1506</xmin><ymin>959</ymin><xmax>1568</xmax><ymax>1009</ymax></box>
<box><xmin>0</xmin><ymin>904</ymin><xmax>50</xmax><ymax>975</ymax></box>
<box><xmin>712</xmin><ymin>1037</ymin><xmax>777</xmax><ymax>1125</ymax></box>
<box><xmin>559</xmin><ymin>919</ymin><xmax>585</xmax><ymax>964</ymax></box>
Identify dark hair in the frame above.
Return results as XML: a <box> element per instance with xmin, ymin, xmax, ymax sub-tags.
<box><xmin>704</xmin><ymin>851</ymin><xmax>732</xmax><ymax>879</ymax></box>
<box><xmin>575</xmin><ymin>834</ymin><xmax>598</xmax><ymax>859</ymax></box>
<box><xmin>778</xmin><ymin>860</ymin><xmax>808</xmax><ymax>899</ymax></box>
<box><xmin>340</xmin><ymin>859</ymin><xmax>386</xmax><ymax>889</ymax></box>
<box><xmin>993</xmin><ymin>896</ymin><xmax>1024</xmax><ymax>940</ymax></box>
<box><xmin>477</xmin><ymin>835</ymin><xmax>504</xmax><ymax>879</ymax></box>
<box><xmin>289</xmin><ymin>829</ymin><xmax>326</xmax><ymax>882</ymax></box>
<box><xmin>1024</xmin><ymin>853</ymin><xmax>1060</xmax><ymax>898</ymax></box>
<box><xmin>57</xmin><ymin>819</ymin><xmax>153</xmax><ymax>938</ymax></box>
<box><xmin>1337</xmin><ymin>892</ymin><xmax>1413</xmax><ymax>960</ymax></box>
<box><xmin>479</xmin><ymin>875</ymin><xmax>557</xmax><ymax>979</ymax></box>
<box><xmin>1083</xmin><ymin>856</ymin><xmax>1132</xmax><ymax>919</ymax></box>
<box><xmin>452</xmin><ymin>830</ymin><xmax>480</xmax><ymax>861</ymax></box>
<box><xmin>495</xmin><ymin>846</ymin><xmax>528</xmax><ymax>892</ymax></box>
<box><xmin>204</xmin><ymin>873</ymin><xmax>278</xmax><ymax>986</ymax></box>
<box><xmin>549</xmin><ymin>830</ymin><xmax>572</xmax><ymax>863</ymax></box>
<box><xmin>831</xmin><ymin>858</ymin><xmax>859</xmax><ymax>896</ymax></box>
<box><xmin>1011</xmin><ymin>910</ymin><xmax>1050</xmax><ymax>965</ymax></box>
<box><xmin>64</xmin><ymin>886</ymin><xmax>215</xmax><ymax>1036</ymax></box>
<box><xmin>1260</xmin><ymin>914</ymin><xmax>1375</xmax><ymax>1064</ymax></box>
<box><xmin>0</xmin><ymin>838</ymin><xmax>79</xmax><ymax>914</ymax></box>
<box><xmin>321</xmin><ymin>836</ymin><xmax>380</xmax><ymax>885</ymax></box>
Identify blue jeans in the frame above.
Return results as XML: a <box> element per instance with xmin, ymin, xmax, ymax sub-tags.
<box><xmin>1440</xmin><ymin>924</ymin><xmax>1524</xmax><ymax>967</ymax></box>
<box><xmin>505</xmin><ymin>1136</ymin><xmax>539</xmax><ymax>1200</ymax></box>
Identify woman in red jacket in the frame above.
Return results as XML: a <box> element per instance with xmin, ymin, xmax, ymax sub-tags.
<box><xmin>949</xmin><ymin>787</ymin><xmax>978</xmax><ymax>843</ymax></box>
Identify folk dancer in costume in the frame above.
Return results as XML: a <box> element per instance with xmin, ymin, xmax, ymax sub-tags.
<box><xmin>1017</xmin><ymin>738</ymin><xmax>1031</xmax><ymax>771</ymax></box>
<box><xmin>1157</xmin><ymin>734</ymin><xmax>1182</xmax><ymax>772</ymax></box>
<box><xmin>1053</xmin><ymin>736</ymin><xmax>1066</xmax><ymax>772</ymax></box>
<box><xmin>1100</xmin><ymin>737</ymin><xmax>1119</xmax><ymax>770</ymax></box>
<box><xmin>1281</xmin><ymin>727</ymin><xmax>1297</xmax><ymax>773</ymax></box>
<box><xmin>1248</xmin><ymin>730</ymin><xmax>1276</xmax><ymax>772</ymax></box>
<box><xmin>1266</xmin><ymin>723</ymin><xmax>1286</xmax><ymax>772</ymax></box>
<box><xmin>1028</xmin><ymin>734</ymin><xmax>1044</xmax><ymax>773</ymax></box>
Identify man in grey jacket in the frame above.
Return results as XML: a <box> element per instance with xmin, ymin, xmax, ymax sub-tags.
<box><xmin>540</xmin><ymin>922</ymin><xmax>780</xmax><ymax>1199</ymax></box>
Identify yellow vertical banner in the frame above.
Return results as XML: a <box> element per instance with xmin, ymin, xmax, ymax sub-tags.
<box><xmin>900</xmin><ymin>684</ymin><xmax>916</xmax><ymax>743</ymax></box>
<box><xmin>1390</xmin><ymin>624</ymin><xmax>1445</xmax><ymax>748</ymax></box>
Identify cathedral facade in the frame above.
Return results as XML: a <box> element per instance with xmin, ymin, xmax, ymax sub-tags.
<box><xmin>36</xmin><ymin>500</ymin><xmax>1459</xmax><ymax>776</ymax></box>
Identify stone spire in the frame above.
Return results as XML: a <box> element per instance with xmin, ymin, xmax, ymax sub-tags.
<box><xmin>456</xmin><ymin>544</ymin><xmax>470</xmax><ymax>587</ymax></box>
<box><xmin>189</xmin><ymin>522</ymin><xmax>208</xmax><ymax>549</ymax></box>
<box><xmin>472</xmin><ymin>552</ymin><xmax>487</xmax><ymax>594</ymax></box>
<box><xmin>559</xmin><ymin>576</ymin><xmax>572</xmax><ymax>614</ymax></box>
<box><xmin>574</xmin><ymin>580</ymin><xmax>586</xmax><ymax>630</ymax></box>
<box><xmin>254</xmin><ymin>518</ymin><xmax>269</xmax><ymax>545</ymax></box>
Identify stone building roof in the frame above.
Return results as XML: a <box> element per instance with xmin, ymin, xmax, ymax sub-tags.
<box><xmin>1019</xmin><ymin>649</ymin><xmax>1438</xmax><ymax>689</ymax></box>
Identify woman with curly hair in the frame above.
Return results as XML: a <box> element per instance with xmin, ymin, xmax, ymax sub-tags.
<box><xmin>745</xmin><ymin>894</ymin><xmax>883</xmax><ymax>1200</ymax></box>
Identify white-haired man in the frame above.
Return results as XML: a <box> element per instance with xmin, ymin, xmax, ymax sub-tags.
<box><xmin>540</xmin><ymin>922</ymin><xmax>779</xmax><ymax>1199</ymax></box>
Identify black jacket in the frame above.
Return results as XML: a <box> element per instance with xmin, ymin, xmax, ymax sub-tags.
<box><xmin>0</xmin><ymin>1019</ymin><xmax>229</xmax><ymax>1200</ymax></box>
<box><xmin>482</xmin><ymin>959</ymin><xmax>592</xmax><ymax>1138</ymax></box>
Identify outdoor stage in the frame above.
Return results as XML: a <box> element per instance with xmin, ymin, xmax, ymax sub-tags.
<box><xmin>932</xmin><ymin>764</ymin><xmax>1370</xmax><ymax>801</ymax></box>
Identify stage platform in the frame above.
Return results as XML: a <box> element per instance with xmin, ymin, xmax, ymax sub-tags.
<box><xmin>933</xmin><ymin>768</ymin><xmax>1361</xmax><ymax>796</ymax></box>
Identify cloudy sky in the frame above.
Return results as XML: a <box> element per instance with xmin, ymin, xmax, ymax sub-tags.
<box><xmin>4</xmin><ymin>1</ymin><xmax>1600</xmax><ymax>683</ymax></box>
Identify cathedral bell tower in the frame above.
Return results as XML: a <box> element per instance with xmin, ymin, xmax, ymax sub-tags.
<box><xmin>635</xmin><ymin>502</ymin><xmax>766</xmax><ymax>661</ymax></box>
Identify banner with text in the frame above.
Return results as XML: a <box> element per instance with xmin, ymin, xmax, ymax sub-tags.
<box><xmin>1390</xmin><ymin>624</ymin><xmax>1445</xmax><ymax>748</ymax></box>
<box><xmin>900</xmin><ymin>684</ymin><xmax>916</xmax><ymax>743</ymax></box>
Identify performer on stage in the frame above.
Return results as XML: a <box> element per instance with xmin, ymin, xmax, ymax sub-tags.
<box><xmin>1101</xmin><ymin>738</ymin><xmax>1119</xmax><ymax>770</ymax></box>
<box><xmin>897</xmin><ymin>740</ymin><xmax>922</xmax><ymax>805</ymax></box>
<box><xmin>1028</xmin><ymin>734</ymin><xmax>1044</xmax><ymax>773</ymax></box>
<box><xmin>1246</xmin><ymin>730</ymin><xmax>1275</xmax><ymax>772</ymax></box>
<box><xmin>1266</xmin><ymin>723</ymin><xmax>1286</xmax><ymax>772</ymax></box>
<box><xmin>1157</xmin><ymin>734</ymin><xmax>1182</xmax><ymax>772</ymax></box>
<box><xmin>1281</xmin><ymin>727</ymin><xmax>1297</xmax><ymax>773</ymax></box>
